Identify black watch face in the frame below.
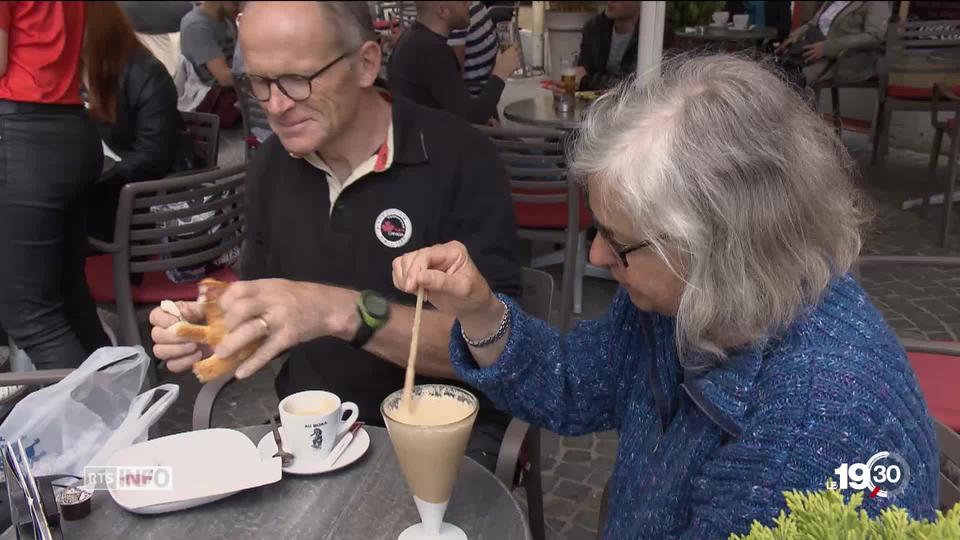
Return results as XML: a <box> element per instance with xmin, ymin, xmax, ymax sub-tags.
<box><xmin>364</xmin><ymin>293</ymin><xmax>390</xmax><ymax>319</ymax></box>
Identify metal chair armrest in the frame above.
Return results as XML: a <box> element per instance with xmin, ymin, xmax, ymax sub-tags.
<box><xmin>901</xmin><ymin>338</ymin><xmax>960</xmax><ymax>356</ymax></box>
<box><xmin>192</xmin><ymin>374</ymin><xmax>236</xmax><ymax>430</ymax></box>
<box><xmin>495</xmin><ymin>417</ymin><xmax>531</xmax><ymax>488</ymax></box>
<box><xmin>0</xmin><ymin>369</ymin><xmax>73</xmax><ymax>386</ymax></box>
<box><xmin>87</xmin><ymin>236</ymin><xmax>122</xmax><ymax>254</ymax></box>
<box><xmin>857</xmin><ymin>255</ymin><xmax>960</xmax><ymax>268</ymax></box>
<box><xmin>932</xmin><ymin>83</ymin><xmax>960</xmax><ymax>131</ymax></box>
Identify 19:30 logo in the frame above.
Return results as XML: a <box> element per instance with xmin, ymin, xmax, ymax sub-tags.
<box><xmin>833</xmin><ymin>451</ymin><xmax>910</xmax><ymax>498</ymax></box>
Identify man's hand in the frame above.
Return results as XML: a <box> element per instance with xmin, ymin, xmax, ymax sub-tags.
<box><xmin>802</xmin><ymin>41</ymin><xmax>825</xmax><ymax>63</ymax></box>
<box><xmin>214</xmin><ymin>279</ymin><xmax>358</xmax><ymax>379</ymax></box>
<box><xmin>149</xmin><ymin>302</ymin><xmax>211</xmax><ymax>373</ymax></box>
<box><xmin>492</xmin><ymin>45</ymin><xmax>522</xmax><ymax>80</ymax></box>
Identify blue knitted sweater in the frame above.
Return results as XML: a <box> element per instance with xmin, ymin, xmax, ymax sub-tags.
<box><xmin>450</xmin><ymin>275</ymin><xmax>939</xmax><ymax>538</ymax></box>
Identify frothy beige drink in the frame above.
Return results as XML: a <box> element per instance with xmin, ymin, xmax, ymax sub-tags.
<box><xmin>382</xmin><ymin>386</ymin><xmax>478</xmax><ymax>504</ymax></box>
<box><xmin>285</xmin><ymin>397</ymin><xmax>336</xmax><ymax>416</ymax></box>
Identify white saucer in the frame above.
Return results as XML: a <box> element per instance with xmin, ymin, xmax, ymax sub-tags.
<box><xmin>398</xmin><ymin>523</ymin><xmax>467</xmax><ymax>540</ymax></box>
<box><xmin>256</xmin><ymin>426</ymin><xmax>370</xmax><ymax>475</ymax></box>
<box><xmin>729</xmin><ymin>25</ymin><xmax>756</xmax><ymax>31</ymax></box>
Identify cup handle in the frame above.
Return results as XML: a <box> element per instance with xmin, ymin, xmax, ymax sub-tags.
<box><xmin>338</xmin><ymin>402</ymin><xmax>359</xmax><ymax>435</ymax></box>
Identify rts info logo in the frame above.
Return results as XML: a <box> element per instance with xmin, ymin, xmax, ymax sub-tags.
<box><xmin>830</xmin><ymin>451</ymin><xmax>911</xmax><ymax>499</ymax></box>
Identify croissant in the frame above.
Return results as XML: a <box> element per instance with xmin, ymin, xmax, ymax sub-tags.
<box><xmin>170</xmin><ymin>278</ymin><xmax>265</xmax><ymax>383</ymax></box>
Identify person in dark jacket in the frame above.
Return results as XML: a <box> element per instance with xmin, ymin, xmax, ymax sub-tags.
<box><xmin>576</xmin><ymin>1</ymin><xmax>641</xmax><ymax>91</ymax></box>
<box><xmin>88</xmin><ymin>5</ymin><xmax>187</xmax><ymax>241</ymax></box>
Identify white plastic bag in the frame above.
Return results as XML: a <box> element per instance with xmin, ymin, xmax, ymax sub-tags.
<box><xmin>0</xmin><ymin>347</ymin><xmax>179</xmax><ymax>477</ymax></box>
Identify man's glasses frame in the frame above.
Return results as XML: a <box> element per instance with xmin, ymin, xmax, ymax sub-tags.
<box><xmin>238</xmin><ymin>51</ymin><xmax>352</xmax><ymax>102</ymax></box>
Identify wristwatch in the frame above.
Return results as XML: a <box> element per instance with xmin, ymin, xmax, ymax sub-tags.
<box><xmin>350</xmin><ymin>290</ymin><xmax>391</xmax><ymax>348</ymax></box>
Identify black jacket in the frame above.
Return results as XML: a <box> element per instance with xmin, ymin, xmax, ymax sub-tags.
<box><xmin>96</xmin><ymin>47</ymin><xmax>185</xmax><ymax>183</ymax></box>
<box><xmin>388</xmin><ymin>22</ymin><xmax>504</xmax><ymax>124</ymax></box>
<box><xmin>576</xmin><ymin>13</ymin><xmax>639</xmax><ymax>91</ymax></box>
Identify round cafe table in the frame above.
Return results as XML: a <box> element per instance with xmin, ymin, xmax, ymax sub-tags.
<box><xmin>1</xmin><ymin>426</ymin><xmax>531</xmax><ymax>540</ymax></box>
<box><xmin>503</xmin><ymin>95</ymin><xmax>588</xmax><ymax>130</ymax></box>
<box><xmin>674</xmin><ymin>25</ymin><xmax>778</xmax><ymax>46</ymax></box>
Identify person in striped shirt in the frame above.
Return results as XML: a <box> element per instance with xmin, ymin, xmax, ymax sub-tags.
<box><xmin>447</xmin><ymin>1</ymin><xmax>497</xmax><ymax>96</ymax></box>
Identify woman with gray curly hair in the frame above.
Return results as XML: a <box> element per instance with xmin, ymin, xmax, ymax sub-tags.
<box><xmin>393</xmin><ymin>54</ymin><xmax>938</xmax><ymax>538</ymax></box>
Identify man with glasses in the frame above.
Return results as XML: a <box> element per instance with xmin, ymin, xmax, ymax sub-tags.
<box><xmin>148</xmin><ymin>1</ymin><xmax>521</xmax><ymax>471</ymax></box>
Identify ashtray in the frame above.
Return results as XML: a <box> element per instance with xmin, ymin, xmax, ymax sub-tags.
<box><xmin>57</xmin><ymin>486</ymin><xmax>93</xmax><ymax>521</ymax></box>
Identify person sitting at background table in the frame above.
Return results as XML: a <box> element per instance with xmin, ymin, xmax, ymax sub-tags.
<box><xmin>179</xmin><ymin>1</ymin><xmax>241</xmax><ymax>127</ymax></box>
<box><xmin>88</xmin><ymin>1</ymin><xmax>191</xmax><ymax>242</ymax></box>
<box><xmin>390</xmin><ymin>54</ymin><xmax>938</xmax><ymax>538</ymax></box>
<box><xmin>149</xmin><ymin>0</ymin><xmax>522</xmax><ymax>471</ymax></box>
<box><xmin>776</xmin><ymin>0</ymin><xmax>889</xmax><ymax>86</ymax></box>
<box><xmin>575</xmin><ymin>1</ymin><xmax>641</xmax><ymax>92</ymax></box>
<box><xmin>387</xmin><ymin>1</ymin><xmax>520</xmax><ymax>125</ymax></box>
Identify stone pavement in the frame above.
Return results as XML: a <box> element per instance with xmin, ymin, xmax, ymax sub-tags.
<box><xmin>137</xmin><ymin>129</ymin><xmax>959</xmax><ymax>540</ymax></box>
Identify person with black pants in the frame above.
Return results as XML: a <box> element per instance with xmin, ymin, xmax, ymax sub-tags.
<box><xmin>0</xmin><ymin>1</ymin><xmax>115</xmax><ymax>369</ymax></box>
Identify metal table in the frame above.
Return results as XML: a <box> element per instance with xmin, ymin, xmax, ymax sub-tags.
<box><xmin>2</xmin><ymin>426</ymin><xmax>530</xmax><ymax>540</ymax></box>
<box><xmin>503</xmin><ymin>95</ymin><xmax>588</xmax><ymax>130</ymax></box>
<box><xmin>674</xmin><ymin>25</ymin><xmax>778</xmax><ymax>50</ymax></box>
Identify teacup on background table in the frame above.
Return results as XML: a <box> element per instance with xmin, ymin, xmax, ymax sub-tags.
<box><xmin>711</xmin><ymin>11</ymin><xmax>730</xmax><ymax>26</ymax></box>
<box><xmin>732</xmin><ymin>14</ymin><xmax>749</xmax><ymax>30</ymax></box>
<box><xmin>278</xmin><ymin>390</ymin><xmax>359</xmax><ymax>464</ymax></box>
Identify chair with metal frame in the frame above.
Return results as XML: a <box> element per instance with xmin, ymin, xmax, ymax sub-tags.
<box><xmin>871</xmin><ymin>19</ymin><xmax>960</xmax><ymax>166</ymax></box>
<box><xmin>922</xmin><ymin>83</ymin><xmax>960</xmax><ymax>247</ymax></box>
<box><xmin>476</xmin><ymin>124</ymin><xmax>585</xmax><ymax>331</ymax></box>
<box><xmin>180</xmin><ymin>110</ymin><xmax>221</xmax><ymax>169</ymax></box>
<box><xmin>84</xmin><ymin>166</ymin><xmax>246</xmax><ymax>386</ymax></box>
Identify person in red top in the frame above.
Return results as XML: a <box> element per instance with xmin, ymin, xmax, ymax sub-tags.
<box><xmin>0</xmin><ymin>2</ymin><xmax>114</xmax><ymax>369</ymax></box>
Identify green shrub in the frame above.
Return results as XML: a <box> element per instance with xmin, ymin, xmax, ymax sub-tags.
<box><xmin>729</xmin><ymin>486</ymin><xmax>960</xmax><ymax>539</ymax></box>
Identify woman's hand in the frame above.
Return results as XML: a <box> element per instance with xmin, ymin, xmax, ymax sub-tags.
<box><xmin>392</xmin><ymin>241</ymin><xmax>501</xmax><ymax>329</ymax></box>
<box><xmin>802</xmin><ymin>41</ymin><xmax>826</xmax><ymax>63</ymax></box>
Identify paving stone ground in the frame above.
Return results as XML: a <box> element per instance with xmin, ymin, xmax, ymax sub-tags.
<box><xmin>137</xmin><ymin>130</ymin><xmax>960</xmax><ymax>540</ymax></box>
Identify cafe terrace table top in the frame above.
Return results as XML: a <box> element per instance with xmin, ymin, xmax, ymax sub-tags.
<box><xmin>674</xmin><ymin>25</ymin><xmax>778</xmax><ymax>43</ymax></box>
<box><xmin>503</xmin><ymin>95</ymin><xmax>588</xmax><ymax>130</ymax></box>
<box><xmin>2</xmin><ymin>426</ymin><xmax>531</xmax><ymax>540</ymax></box>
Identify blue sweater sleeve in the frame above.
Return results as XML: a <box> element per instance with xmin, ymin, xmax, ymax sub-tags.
<box><xmin>450</xmin><ymin>290</ymin><xmax>638</xmax><ymax>435</ymax></box>
<box><xmin>678</xmin><ymin>350</ymin><xmax>939</xmax><ymax>538</ymax></box>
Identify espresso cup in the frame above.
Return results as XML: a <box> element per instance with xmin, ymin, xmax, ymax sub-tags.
<box><xmin>733</xmin><ymin>14</ymin><xmax>749</xmax><ymax>29</ymax></box>
<box><xmin>278</xmin><ymin>390</ymin><xmax>359</xmax><ymax>464</ymax></box>
<box><xmin>712</xmin><ymin>11</ymin><xmax>729</xmax><ymax>26</ymax></box>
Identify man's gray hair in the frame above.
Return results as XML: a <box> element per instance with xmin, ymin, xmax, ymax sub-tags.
<box><xmin>316</xmin><ymin>1</ymin><xmax>378</xmax><ymax>51</ymax></box>
<box><xmin>570</xmin><ymin>54</ymin><xmax>865</xmax><ymax>364</ymax></box>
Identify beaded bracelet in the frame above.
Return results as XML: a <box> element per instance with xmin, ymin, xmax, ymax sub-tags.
<box><xmin>461</xmin><ymin>299</ymin><xmax>510</xmax><ymax>348</ymax></box>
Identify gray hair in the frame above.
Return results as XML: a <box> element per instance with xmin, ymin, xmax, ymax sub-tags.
<box><xmin>315</xmin><ymin>1</ymin><xmax>378</xmax><ymax>51</ymax></box>
<box><xmin>570</xmin><ymin>54</ymin><xmax>865</xmax><ymax>364</ymax></box>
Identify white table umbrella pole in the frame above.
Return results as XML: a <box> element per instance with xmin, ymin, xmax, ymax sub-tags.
<box><xmin>637</xmin><ymin>1</ymin><xmax>666</xmax><ymax>86</ymax></box>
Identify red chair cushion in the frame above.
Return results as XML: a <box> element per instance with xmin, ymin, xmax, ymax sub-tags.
<box><xmin>85</xmin><ymin>254</ymin><xmax>239</xmax><ymax>304</ymax></box>
<box><xmin>513</xmin><ymin>189</ymin><xmax>592</xmax><ymax>231</ymax></box>
<box><xmin>907</xmin><ymin>348</ymin><xmax>960</xmax><ymax>431</ymax></box>
<box><xmin>887</xmin><ymin>84</ymin><xmax>960</xmax><ymax>100</ymax></box>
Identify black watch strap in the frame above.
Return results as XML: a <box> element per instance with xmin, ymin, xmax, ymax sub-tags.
<box><xmin>350</xmin><ymin>306</ymin><xmax>376</xmax><ymax>349</ymax></box>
